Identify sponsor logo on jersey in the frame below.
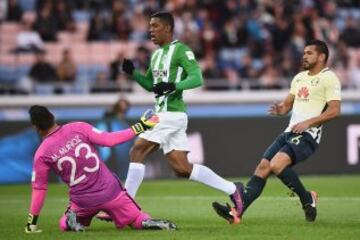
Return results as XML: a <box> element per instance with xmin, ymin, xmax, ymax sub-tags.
<box><xmin>297</xmin><ymin>86</ymin><xmax>309</xmax><ymax>101</ymax></box>
<box><xmin>153</xmin><ymin>69</ymin><xmax>168</xmax><ymax>78</ymax></box>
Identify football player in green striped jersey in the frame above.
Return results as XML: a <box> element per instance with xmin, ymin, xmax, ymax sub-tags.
<box><xmin>121</xmin><ymin>11</ymin><xmax>244</xmax><ymax>224</ymax></box>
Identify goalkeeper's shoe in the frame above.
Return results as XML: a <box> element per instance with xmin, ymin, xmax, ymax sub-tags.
<box><xmin>303</xmin><ymin>191</ymin><xmax>318</xmax><ymax>222</ymax></box>
<box><xmin>95</xmin><ymin>211</ymin><xmax>113</xmax><ymax>222</ymax></box>
<box><xmin>142</xmin><ymin>219</ymin><xmax>177</xmax><ymax>230</ymax></box>
<box><xmin>212</xmin><ymin>202</ymin><xmax>240</xmax><ymax>224</ymax></box>
<box><xmin>66</xmin><ymin>210</ymin><xmax>85</xmax><ymax>232</ymax></box>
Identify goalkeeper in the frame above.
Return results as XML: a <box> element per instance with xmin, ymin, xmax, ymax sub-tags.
<box><xmin>25</xmin><ymin>105</ymin><xmax>176</xmax><ymax>233</ymax></box>
<box><xmin>121</xmin><ymin>11</ymin><xmax>244</xmax><ymax>224</ymax></box>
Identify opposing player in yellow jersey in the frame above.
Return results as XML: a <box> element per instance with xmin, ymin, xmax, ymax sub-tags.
<box><xmin>213</xmin><ymin>39</ymin><xmax>341</xmax><ymax>223</ymax></box>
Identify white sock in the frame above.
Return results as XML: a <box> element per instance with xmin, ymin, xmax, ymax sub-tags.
<box><xmin>189</xmin><ymin>164</ymin><xmax>236</xmax><ymax>195</ymax></box>
<box><xmin>124</xmin><ymin>163</ymin><xmax>145</xmax><ymax>198</ymax></box>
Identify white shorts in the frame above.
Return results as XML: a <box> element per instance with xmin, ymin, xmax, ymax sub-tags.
<box><xmin>139</xmin><ymin>112</ymin><xmax>189</xmax><ymax>154</ymax></box>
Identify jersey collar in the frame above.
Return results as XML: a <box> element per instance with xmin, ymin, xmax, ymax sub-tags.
<box><xmin>161</xmin><ymin>39</ymin><xmax>178</xmax><ymax>49</ymax></box>
<box><xmin>44</xmin><ymin>125</ymin><xmax>62</xmax><ymax>138</ymax></box>
<box><xmin>306</xmin><ymin>67</ymin><xmax>329</xmax><ymax>76</ymax></box>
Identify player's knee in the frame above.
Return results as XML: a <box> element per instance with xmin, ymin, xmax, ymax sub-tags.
<box><xmin>269</xmin><ymin>161</ymin><xmax>284</xmax><ymax>175</ymax></box>
<box><xmin>254</xmin><ymin>160</ymin><xmax>271</xmax><ymax>178</ymax></box>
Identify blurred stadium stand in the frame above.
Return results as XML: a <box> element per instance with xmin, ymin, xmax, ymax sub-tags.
<box><xmin>0</xmin><ymin>0</ymin><xmax>359</xmax><ymax>95</ymax></box>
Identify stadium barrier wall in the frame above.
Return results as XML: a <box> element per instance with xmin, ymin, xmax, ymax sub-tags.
<box><xmin>1</xmin><ymin>114</ymin><xmax>359</xmax><ymax>184</ymax></box>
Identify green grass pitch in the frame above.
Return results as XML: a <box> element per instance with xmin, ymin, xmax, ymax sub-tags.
<box><xmin>1</xmin><ymin>175</ymin><xmax>360</xmax><ymax>240</ymax></box>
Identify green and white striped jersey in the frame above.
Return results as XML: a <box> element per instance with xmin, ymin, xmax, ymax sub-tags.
<box><xmin>133</xmin><ymin>40</ymin><xmax>203</xmax><ymax>112</ymax></box>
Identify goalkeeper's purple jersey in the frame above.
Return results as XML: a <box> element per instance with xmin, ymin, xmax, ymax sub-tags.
<box><xmin>32</xmin><ymin>122</ymin><xmax>128</xmax><ymax>208</ymax></box>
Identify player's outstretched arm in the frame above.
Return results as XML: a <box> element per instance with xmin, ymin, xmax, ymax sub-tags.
<box><xmin>122</xmin><ymin>58</ymin><xmax>153</xmax><ymax>92</ymax></box>
<box><xmin>86</xmin><ymin>110</ymin><xmax>159</xmax><ymax>147</ymax></box>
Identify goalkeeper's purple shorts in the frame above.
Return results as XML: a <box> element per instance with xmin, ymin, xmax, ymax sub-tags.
<box><xmin>59</xmin><ymin>190</ymin><xmax>150</xmax><ymax>231</ymax></box>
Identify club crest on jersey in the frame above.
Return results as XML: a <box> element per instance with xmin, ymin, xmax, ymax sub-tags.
<box><xmin>297</xmin><ymin>86</ymin><xmax>309</xmax><ymax>100</ymax></box>
<box><xmin>153</xmin><ymin>69</ymin><xmax>168</xmax><ymax>78</ymax></box>
<box><xmin>311</xmin><ymin>77</ymin><xmax>320</xmax><ymax>86</ymax></box>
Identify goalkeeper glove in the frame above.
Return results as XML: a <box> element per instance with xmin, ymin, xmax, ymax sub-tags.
<box><xmin>122</xmin><ymin>58</ymin><xmax>135</xmax><ymax>75</ymax></box>
<box><xmin>25</xmin><ymin>213</ymin><xmax>42</xmax><ymax>233</ymax></box>
<box><xmin>131</xmin><ymin>109</ymin><xmax>159</xmax><ymax>135</ymax></box>
<box><xmin>153</xmin><ymin>82</ymin><xmax>176</xmax><ymax>97</ymax></box>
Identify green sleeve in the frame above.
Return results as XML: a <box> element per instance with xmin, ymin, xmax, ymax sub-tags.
<box><xmin>175</xmin><ymin>45</ymin><xmax>203</xmax><ymax>90</ymax></box>
<box><xmin>133</xmin><ymin>68</ymin><xmax>153</xmax><ymax>92</ymax></box>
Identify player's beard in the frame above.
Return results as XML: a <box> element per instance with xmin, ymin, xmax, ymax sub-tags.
<box><xmin>302</xmin><ymin>61</ymin><xmax>316</xmax><ymax>70</ymax></box>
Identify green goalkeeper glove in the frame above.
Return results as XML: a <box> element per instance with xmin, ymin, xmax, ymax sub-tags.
<box><xmin>131</xmin><ymin>109</ymin><xmax>159</xmax><ymax>135</ymax></box>
<box><xmin>25</xmin><ymin>213</ymin><xmax>42</xmax><ymax>233</ymax></box>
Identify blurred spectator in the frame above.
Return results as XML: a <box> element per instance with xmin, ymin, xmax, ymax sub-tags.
<box><xmin>6</xmin><ymin>0</ymin><xmax>22</xmax><ymax>22</ymax></box>
<box><xmin>109</xmin><ymin>51</ymin><xmax>123</xmax><ymax>81</ymax></box>
<box><xmin>110</xmin><ymin>0</ymin><xmax>131</xmax><ymax>40</ymax></box>
<box><xmin>33</xmin><ymin>0</ymin><xmax>58</xmax><ymax>41</ymax></box>
<box><xmin>54</xmin><ymin>0</ymin><xmax>76</xmax><ymax>32</ymax></box>
<box><xmin>57</xmin><ymin>48</ymin><xmax>77</xmax><ymax>83</ymax></box>
<box><xmin>111</xmin><ymin>12</ymin><xmax>131</xmax><ymax>40</ymax></box>
<box><xmin>87</xmin><ymin>10</ymin><xmax>111</xmax><ymax>41</ymax></box>
<box><xmin>14</xmin><ymin>19</ymin><xmax>44</xmax><ymax>53</ymax></box>
<box><xmin>199</xmin><ymin>21</ymin><xmax>218</xmax><ymax>57</ymax></box>
<box><xmin>129</xmin><ymin>6</ymin><xmax>148</xmax><ymax>42</ymax></box>
<box><xmin>339</xmin><ymin>16</ymin><xmax>360</xmax><ymax>48</ymax></box>
<box><xmin>239</xmin><ymin>53</ymin><xmax>258</xmax><ymax>79</ymax></box>
<box><xmin>258</xmin><ymin>65</ymin><xmax>282</xmax><ymax>89</ymax></box>
<box><xmin>91</xmin><ymin>71</ymin><xmax>114</xmax><ymax>93</ymax></box>
<box><xmin>133</xmin><ymin>46</ymin><xmax>150</xmax><ymax>73</ymax></box>
<box><xmin>200</xmin><ymin>51</ymin><xmax>222</xmax><ymax>79</ymax></box>
<box><xmin>29</xmin><ymin>51</ymin><xmax>58</xmax><ymax>83</ymax></box>
<box><xmin>0</xmin><ymin>0</ymin><xmax>6</xmax><ymax>21</ymax></box>
<box><xmin>143</xmin><ymin>0</ymin><xmax>161</xmax><ymax>16</ymax></box>
<box><xmin>349</xmin><ymin>53</ymin><xmax>360</xmax><ymax>89</ymax></box>
<box><xmin>271</xmin><ymin>5</ymin><xmax>293</xmax><ymax>52</ymax></box>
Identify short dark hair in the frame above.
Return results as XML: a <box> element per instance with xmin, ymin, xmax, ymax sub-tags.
<box><xmin>151</xmin><ymin>11</ymin><xmax>174</xmax><ymax>32</ymax></box>
<box><xmin>29</xmin><ymin>105</ymin><xmax>55</xmax><ymax>131</ymax></box>
<box><xmin>305</xmin><ymin>39</ymin><xmax>329</xmax><ymax>63</ymax></box>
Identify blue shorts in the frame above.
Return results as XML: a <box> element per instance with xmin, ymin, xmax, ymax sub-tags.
<box><xmin>262</xmin><ymin>132</ymin><xmax>319</xmax><ymax>165</ymax></box>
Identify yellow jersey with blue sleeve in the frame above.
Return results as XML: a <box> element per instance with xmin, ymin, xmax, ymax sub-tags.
<box><xmin>285</xmin><ymin>67</ymin><xmax>341</xmax><ymax>143</ymax></box>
